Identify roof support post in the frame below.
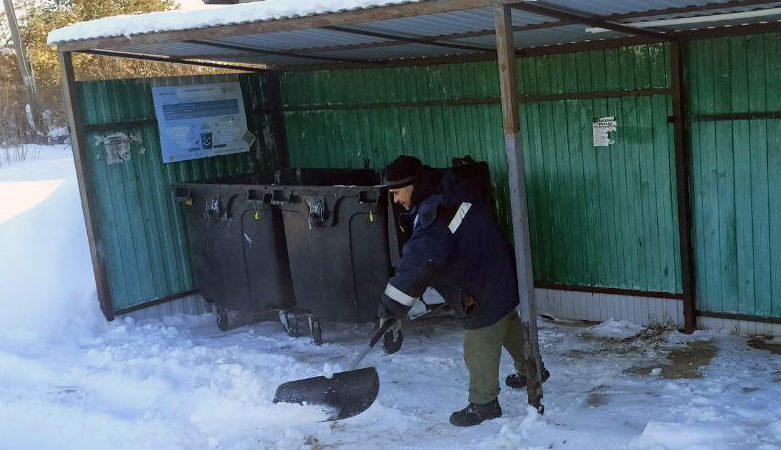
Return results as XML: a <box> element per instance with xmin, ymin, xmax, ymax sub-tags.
<box><xmin>494</xmin><ymin>3</ymin><xmax>544</xmax><ymax>414</ymax></box>
<box><xmin>670</xmin><ymin>40</ymin><xmax>696</xmax><ymax>333</ymax></box>
<box><xmin>58</xmin><ymin>51</ymin><xmax>115</xmax><ymax>321</ymax></box>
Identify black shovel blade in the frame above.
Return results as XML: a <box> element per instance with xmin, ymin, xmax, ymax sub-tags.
<box><xmin>273</xmin><ymin>367</ymin><xmax>379</xmax><ymax>421</ymax></box>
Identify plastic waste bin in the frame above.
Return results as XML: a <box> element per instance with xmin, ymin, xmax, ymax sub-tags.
<box><xmin>273</xmin><ymin>169</ymin><xmax>389</xmax><ymax>323</ymax></box>
<box><xmin>175</xmin><ymin>179</ymin><xmax>295</xmax><ymax>329</ymax></box>
<box><xmin>174</xmin><ymin>158</ymin><xmax>488</xmax><ymax>330</ymax></box>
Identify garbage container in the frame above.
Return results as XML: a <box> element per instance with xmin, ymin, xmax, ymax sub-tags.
<box><xmin>174</xmin><ymin>159</ymin><xmax>488</xmax><ymax>330</ymax></box>
<box><xmin>273</xmin><ymin>169</ymin><xmax>390</xmax><ymax>323</ymax></box>
<box><xmin>175</xmin><ymin>179</ymin><xmax>295</xmax><ymax>328</ymax></box>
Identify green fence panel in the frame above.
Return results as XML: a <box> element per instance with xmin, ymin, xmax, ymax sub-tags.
<box><xmin>283</xmin><ymin>61</ymin><xmax>511</xmax><ymax>234</ymax></box>
<box><xmin>77</xmin><ymin>73</ymin><xmax>278</xmax><ymax>312</ymax></box>
<box><xmin>688</xmin><ymin>33</ymin><xmax>781</xmax><ymax>319</ymax></box>
<box><xmin>281</xmin><ymin>43</ymin><xmax>681</xmax><ymax>293</ymax></box>
<box><xmin>517</xmin><ymin>44</ymin><xmax>678</xmax><ymax>293</ymax></box>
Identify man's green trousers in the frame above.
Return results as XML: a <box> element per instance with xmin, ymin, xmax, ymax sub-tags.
<box><xmin>463</xmin><ymin>308</ymin><xmax>526</xmax><ymax>404</ymax></box>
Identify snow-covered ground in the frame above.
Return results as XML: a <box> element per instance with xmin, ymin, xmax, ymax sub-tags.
<box><xmin>1</xmin><ymin>146</ymin><xmax>781</xmax><ymax>449</ymax></box>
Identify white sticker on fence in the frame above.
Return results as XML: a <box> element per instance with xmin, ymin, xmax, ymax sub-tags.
<box><xmin>152</xmin><ymin>82</ymin><xmax>249</xmax><ymax>163</ymax></box>
<box><xmin>103</xmin><ymin>133</ymin><xmax>131</xmax><ymax>165</ymax></box>
<box><xmin>593</xmin><ymin>116</ymin><xmax>617</xmax><ymax>147</ymax></box>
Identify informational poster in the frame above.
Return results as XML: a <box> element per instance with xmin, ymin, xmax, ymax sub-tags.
<box><xmin>152</xmin><ymin>82</ymin><xmax>250</xmax><ymax>163</ymax></box>
<box><xmin>593</xmin><ymin>116</ymin><xmax>618</xmax><ymax>147</ymax></box>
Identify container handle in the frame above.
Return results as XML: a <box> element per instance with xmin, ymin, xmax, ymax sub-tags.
<box><xmin>357</xmin><ymin>191</ymin><xmax>377</xmax><ymax>204</ymax></box>
<box><xmin>175</xmin><ymin>187</ymin><xmax>192</xmax><ymax>202</ymax></box>
<box><xmin>247</xmin><ymin>189</ymin><xmax>265</xmax><ymax>201</ymax></box>
<box><xmin>205</xmin><ymin>197</ymin><xmax>221</xmax><ymax>219</ymax></box>
<box><xmin>308</xmin><ymin>198</ymin><xmax>328</xmax><ymax>226</ymax></box>
<box><xmin>271</xmin><ymin>189</ymin><xmax>294</xmax><ymax>205</ymax></box>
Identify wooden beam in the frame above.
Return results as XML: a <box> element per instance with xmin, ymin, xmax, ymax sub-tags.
<box><xmin>694</xmin><ymin>111</ymin><xmax>781</xmax><ymax>121</ymax></box>
<box><xmin>58</xmin><ymin>51</ymin><xmax>115</xmax><ymax>321</ymax></box>
<box><xmin>535</xmin><ymin>282</ymin><xmax>684</xmax><ymax>300</ymax></box>
<box><xmin>614</xmin><ymin>0</ymin><xmax>781</xmax><ymax>20</ymax></box>
<box><xmin>54</xmin><ymin>0</ymin><xmax>495</xmax><ymax>52</ymax></box>
<box><xmin>494</xmin><ymin>4</ymin><xmax>544</xmax><ymax>414</ymax></box>
<box><xmin>511</xmin><ymin>2</ymin><xmax>669</xmax><ymax>40</ymax></box>
<box><xmin>325</xmin><ymin>25</ymin><xmax>496</xmax><ymax>53</ymax></box>
<box><xmin>274</xmin><ymin>51</ymin><xmax>495</xmax><ymax>72</ymax></box>
<box><xmin>112</xmin><ymin>290</ymin><xmax>198</xmax><ymax>316</ymax></box>
<box><xmin>281</xmin><ymin>86</ymin><xmax>669</xmax><ymax>111</ymax></box>
<box><xmin>696</xmin><ymin>310</ymin><xmax>781</xmax><ymax>326</ymax></box>
<box><xmin>283</xmin><ymin>96</ymin><xmax>498</xmax><ymax>112</ymax></box>
<box><xmin>678</xmin><ymin>19</ymin><xmax>781</xmax><ymax>40</ymax></box>
<box><xmin>670</xmin><ymin>41</ymin><xmax>697</xmax><ymax>334</ymax></box>
<box><xmin>521</xmin><ymin>87</ymin><xmax>669</xmax><ymax>102</ymax></box>
<box><xmin>184</xmin><ymin>39</ymin><xmax>382</xmax><ymax>64</ymax></box>
<box><xmin>495</xmin><ymin>8</ymin><xmax>519</xmax><ymax>132</ymax></box>
<box><xmin>80</xmin><ymin>49</ymin><xmax>271</xmax><ymax>72</ymax></box>
<box><xmin>516</xmin><ymin>35</ymin><xmax>661</xmax><ymax>57</ymax></box>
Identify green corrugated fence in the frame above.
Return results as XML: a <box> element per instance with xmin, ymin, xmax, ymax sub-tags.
<box><xmin>518</xmin><ymin>45</ymin><xmax>680</xmax><ymax>293</ymax></box>
<box><xmin>76</xmin><ymin>73</ymin><xmax>279</xmax><ymax>312</ymax></box>
<box><xmin>688</xmin><ymin>33</ymin><xmax>781</xmax><ymax>319</ymax></box>
<box><xmin>78</xmin><ymin>34</ymin><xmax>781</xmax><ymax>323</ymax></box>
<box><xmin>281</xmin><ymin>43</ymin><xmax>682</xmax><ymax>294</ymax></box>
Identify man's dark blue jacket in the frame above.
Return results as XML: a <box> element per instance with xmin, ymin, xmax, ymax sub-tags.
<box><xmin>378</xmin><ymin>169</ymin><xmax>520</xmax><ymax>329</ymax></box>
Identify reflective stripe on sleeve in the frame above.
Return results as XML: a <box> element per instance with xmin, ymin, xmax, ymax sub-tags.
<box><xmin>448</xmin><ymin>202</ymin><xmax>472</xmax><ymax>233</ymax></box>
<box><xmin>384</xmin><ymin>282</ymin><xmax>417</xmax><ymax>306</ymax></box>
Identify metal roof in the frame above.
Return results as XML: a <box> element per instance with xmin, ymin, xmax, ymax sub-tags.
<box><xmin>50</xmin><ymin>0</ymin><xmax>781</xmax><ymax>70</ymax></box>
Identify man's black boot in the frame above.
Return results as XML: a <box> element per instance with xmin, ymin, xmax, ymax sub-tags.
<box><xmin>505</xmin><ymin>367</ymin><xmax>551</xmax><ymax>389</ymax></box>
<box><xmin>449</xmin><ymin>399</ymin><xmax>502</xmax><ymax>427</ymax></box>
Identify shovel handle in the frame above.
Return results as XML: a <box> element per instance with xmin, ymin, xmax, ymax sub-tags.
<box><xmin>347</xmin><ymin>319</ymin><xmax>397</xmax><ymax>371</ymax></box>
<box><xmin>370</xmin><ymin>319</ymin><xmax>396</xmax><ymax>347</ymax></box>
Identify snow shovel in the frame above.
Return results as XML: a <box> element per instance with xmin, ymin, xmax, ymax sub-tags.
<box><xmin>273</xmin><ymin>319</ymin><xmax>396</xmax><ymax>421</ymax></box>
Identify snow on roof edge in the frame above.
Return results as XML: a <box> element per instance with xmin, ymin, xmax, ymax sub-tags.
<box><xmin>47</xmin><ymin>0</ymin><xmax>422</xmax><ymax>46</ymax></box>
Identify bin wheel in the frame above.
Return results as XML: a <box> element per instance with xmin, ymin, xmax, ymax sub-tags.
<box><xmin>279</xmin><ymin>310</ymin><xmax>300</xmax><ymax>337</ymax></box>
<box><xmin>309</xmin><ymin>317</ymin><xmax>322</xmax><ymax>345</ymax></box>
<box><xmin>216</xmin><ymin>306</ymin><xmax>230</xmax><ymax>331</ymax></box>
<box><xmin>289</xmin><ymin>319</ymin><xmax>300</xmax><ymax>337</ymax></box>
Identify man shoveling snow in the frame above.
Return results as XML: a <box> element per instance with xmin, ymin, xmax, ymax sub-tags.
<box><xmin>378</xmin><ymin>155</ymin><xmax>550</xmax><ymax>427</ymax></box>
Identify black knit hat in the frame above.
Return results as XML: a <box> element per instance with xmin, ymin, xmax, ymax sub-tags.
<box><xmin>384</xmin><ymin>155</ymin><xmax>422</xmax><ymax>188</ymax></box>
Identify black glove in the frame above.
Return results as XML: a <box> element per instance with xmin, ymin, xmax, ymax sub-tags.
<box><xmin>380</xmin><ymin>318</ymin><xmax>403</xmax><ymax>354</ymax></box>
<box><xmin>377</xmin><ymin>295</ymin><xmax>411</xmax><ymax>320</ymax></box>
<box><xmin>377</xmin><ymin>301</ymin><xmax>396</xmax><ymax>320</ymax></box>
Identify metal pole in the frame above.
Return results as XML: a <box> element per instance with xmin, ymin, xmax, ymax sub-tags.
<box><xmin>670</xmin><ymin>40</ymin><xmax>697</xmax><ymax>333</ymax></box>
<box><xmin>494</xmin><ymin>4</ymin><xmax>544</xmax><ymax>414</ymax></box>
